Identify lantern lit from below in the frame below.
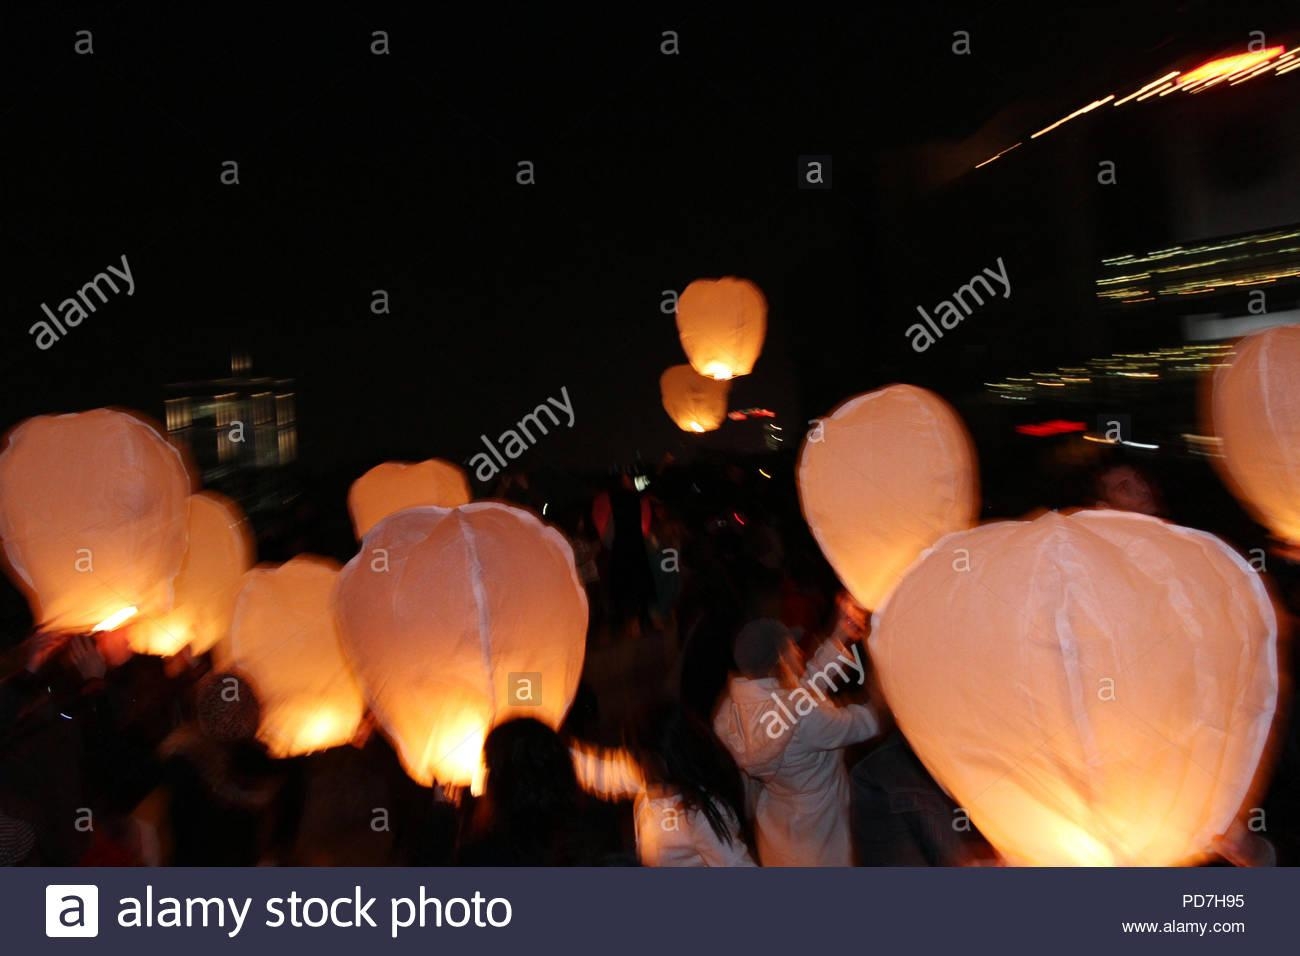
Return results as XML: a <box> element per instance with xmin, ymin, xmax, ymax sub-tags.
<box><xmin>797</xmin><ymin>384</ymin><xmax>978</xmax><ymax>610</ymax></box>
<box><xmin>660</xmin><ymin>364</ymin><xmax>730</xmax><ymax>434</ymax></box>
<box><xmin>870</xmin><ymin>510</ymin><xmax>1278</xmax><ymax>866</ymax></box>
<box><xmin>0</xmin><ymin>408</ymin><xmax>191</xmax><ymax>634</ymax></box>
<box><xmin>1211</xmin><ymin>324</ymin><xmax>1300</xmax><ymax>545</ymax></box>
<box><xmin>126</xmin><ymin>492</ymin><xmax>254</xmax><ymax>656</ymax></box>
<box><xmin>218</xmin><ymin>555</ymin><xmax>365</xmax><ymax>757</ymax></box>
<box><xmin>335</xmin><ymin>502</ymin><xmax>587</xmax><ymax>789</ymax></box>
<box><xmin>347</xmin><ymin>459</ymin><xmax>472</xmax><ymax>539</ymax></box>
<box><xmin>675</xmin><ymin>277</ymin><xmax>767</xmax><ymax>381</ymax></box>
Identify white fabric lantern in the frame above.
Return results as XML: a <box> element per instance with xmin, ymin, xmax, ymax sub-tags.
<box><xmin>335</xmin><ymin>502</ymin><xmax>588</xmax><ymax>789</ymax></box>
<box><xmin>348</xmin><ymin>459</ymin><xmax>472</xmax><ymax>539</ymax></box>
<box><xmin>676</xmin><ymin>277</ymin><xmax>767</xmax><ymax>380</ymax></box>
<box><xmin>870</xmin><ymin>509</ymin><xmax>1278</xmax><ymax>866</ymax></box>
<box><xmin>0</xmin><ymin>408</ymin><xmax>191</xmax><ymax>633</ymax></box>
<box><xmin>798</xmin><ymin>384</ymin><xmax>978</xmax><ymax>610</ymax></box>
<box><xmin>660</xmin><ymin>364</ymin><xmax>730</xmax><ymax>433</ymax></box>
<box><xmin>220</xmin><ymin>555</ymin><xmax>365</xmax><ymax>757</ymax></box>
<box><xmin>1211</xmin><ymin>324</ymin><xmax>1300</xmax><ymax>545</ymax></box>
<box><xmin>126</xmin><ymin>491</ymin><xmax>253</xmax><ymax>656</ymax></box>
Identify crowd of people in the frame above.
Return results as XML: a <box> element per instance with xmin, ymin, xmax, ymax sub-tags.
<box><xmin>1</xmin><ymin>446</ymin><xmax>1298</xmax><ymax>867</ymax></box>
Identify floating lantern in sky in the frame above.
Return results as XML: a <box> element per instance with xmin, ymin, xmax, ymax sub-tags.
<box><xmin>219</xmin><ymin>555</ymin><xmax>365</xmax><ymax>757</ymax></box>
<box><xmin>797</xmin><ymin>384</ymin><xmax>978</xmax><ymax>610</ymax></box>
<box><xmin>348</xmin><ymin>459</ymin><xmax>472</xmax><ymax>539</ymax></box>
<box><xmin>1211</xmin><ymin>324</ymin><xmax>1300</xmax><ymax>545</ymax></box>
<box><xmin>126</xmin><ymin>492</ymin><xmax>253</xmax><ymax>656</ymax></box>
<box><xmin>660</xmin><ymin>364</ymin><xmax>730</xmax><ymax>433</ymax></box>
<box><xmin>335</xmin><ymin>502</ymin><xmax>587</xmax><ymax>790</ymax></box>
<box><xmin>870</xmin><ymin>510</ymin><xmax>1278</xmax><ymax>866</ymax></box>
<box><xmin>0</xmin><ymin>408</ymin><xmax>191</xmax><ymax>634</ymax></box>
<box><xmin>675</xmin><ymin>277</ymin><xmax>766</xmax><ymax>381</ymax></box>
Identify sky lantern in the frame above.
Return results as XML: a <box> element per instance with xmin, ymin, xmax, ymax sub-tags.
<box><xmin>797</xmin><ymin>384</ymin><xmax>978</xmax><ymax>610</ymax></box>
<box><xmin>348</xmin><ymin>459</ymin><xmax>473</xmax><ymax>539</ymax></box>
<box><xmin>335</xmin><ymin>502</ymin><xmax>587</xmax><ymax>790</ymax></box>
<box><xmin>0</xmin><ymin>408</ymin><xmax>191</xmax><ymax>634</ymax></box>
<box><xmin>870</xmin><ymin>510</ymin><xmax>1278</xmax><ymax>866</ymax></box>
<box><xmin>218</xmin><ymin>555</ymin><xmax>365</xmax><ymax>757</ymax></box>
<box><xmin>660</xmin><ymin>364</ymin><xmax>730</xmax><ymax>433</ymax></box>
<box><xmin>125</xmin><ymin>492</ymin><xmax>254</xmax><ymax>657</ymax></box>
<box><xmin>675</xmin><ymin>277</ymin><xmax>766</xmax><ymax>380</ymax></box>
<box><xmin>1210</xmin><ymin>324</ymin><xmax>1300</xmax><ymax>545</ymax></box>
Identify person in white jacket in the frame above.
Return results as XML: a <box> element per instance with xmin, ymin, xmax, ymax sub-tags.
<box><xmin>713</xmin><ymin>615</ymin><xmax>880</xmax><ymax>866</ymax></box>
<box><xmin>571</xmin><ymin>703</ymin><xmax>757</xmax><ymax>867</ymax></box>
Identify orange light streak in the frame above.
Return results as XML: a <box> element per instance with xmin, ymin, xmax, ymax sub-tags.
<box><xmin>1114</xmin><ymin>71</ymin><xmax>1179</xmax><ymax>105</ymax></box>
<box><xmin>975</xmin><ymin>141</ymin><xmax>1022</xmax><ymax>169</ymax></box>
<box><xmin>1031</xmin><ymin>95</ymin><xmax>1114</xmax><ymax>139</ymax></box>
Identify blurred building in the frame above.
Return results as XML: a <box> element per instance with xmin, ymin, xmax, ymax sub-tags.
<box><xmin>164</xmin><ymin>352</ymin><xmax>299</xmax><ymax>525</ymax></box>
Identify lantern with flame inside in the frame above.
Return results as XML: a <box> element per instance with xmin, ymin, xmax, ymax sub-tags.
<box><xmin>335</xmin><ymin>502</ymin><xmax>587</xmax><ymax>790</ymax></box>
<box><xmin>218</xmin><ymin>556</ymin><xmax>365</xmax><ymax>757</ymax></box>
<box><xmin>1211</xmin><ymin>324</ymin><xmax>1300</xmax><ymax>546</ymax></box>
<box><xmin>126</xmin><ymin>492</ymin><xmax>253</xmax><ymax>656</ymax></box>
<box><xmin>798</xmin><ymin>385</ymin><xmax>978</xmax><ymax>610</ymax></box>
<box><xmin>0</xmin><ymin>409</ymin><xmax>191</xmax><ymax>634</ymax></box>
<box><xmin>348</xmin><ymin>459</ymin><xmax>472</xmax><ymax>539</ymax></box>
<box><xmin>870</xmin><ymin>510</ymin><xmax>1278</xmax><ymax>866</ymax></box>
<box><xmin>675</xmin><ymin>277</ymin><xmax>766</xmax><ymax>381</ymax></box>
<box><xmin>660</xmin><ymin>364</ymin><xmax>730</xmax><ymax>434</ymax></box>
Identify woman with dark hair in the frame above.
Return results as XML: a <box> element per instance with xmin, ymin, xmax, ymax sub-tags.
<box><xmin>457</xmin><ymin>717</ymin><xmax>622</xmax><ymax>866</ymax></box>
<box><xmin>571</xmin><ymin>702</ymin><xmax>756</xmax><ymax>866</ymax></box>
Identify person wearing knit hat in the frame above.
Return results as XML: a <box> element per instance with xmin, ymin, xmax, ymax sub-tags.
<box><xmin>714</xmin><ymin>610</ymin><xmax>880</xmax><ymax>866</ymax></box>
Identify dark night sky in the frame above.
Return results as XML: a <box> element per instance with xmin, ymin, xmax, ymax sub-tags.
<box><xmin>3</xmin><ymin>2</ymin><xmax>1298</xmax><ymax>479</ymax></box>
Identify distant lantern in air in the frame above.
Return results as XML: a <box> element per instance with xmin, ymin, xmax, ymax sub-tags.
<box><xmin>335</xmin><ymin>502</ymin><xmax>588</xmax><ymax>790</ymax></box>
<box><xmin>1211</xmin><ymin>324</ymin><xmax>1300</xmax><ymax>546</ymax></box>
<box><xmin>676</xmin><ymin>277</ymin><xmax>767</xmax><ymax>381</ymax></box>
<box><xmin>127</xmin><ymin>492</ymin><xmax>254</xmax><ymax>656</ymax></box>
<box><xmin>219</xmin><ymin>556</ymin><xmax>365</xmax><ymax>757</ymax></box>
<box><xmin>0</xmin><ymin>408</ymin><xmax>191</xmax><ymax>634</ymax></box>
<box><xmin>348</xmin><ymin>459</ymin><xmax>472</xmax><ymax>539</ymax></box>
<box><xmin>797</xmin><ymin>384</ymin><xmax>978</xmax><ymax>610</ymax></box>
<box><xmin>660</xmin><ymin>364</ymin><xmax>730</xmax><ymax>433</ymax></box>
<box><xmin>871</xmin><ymin>510</ymin><xmax>1278</xmax><ymax>866</ymax></box>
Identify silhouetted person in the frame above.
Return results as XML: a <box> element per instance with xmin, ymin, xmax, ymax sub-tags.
<box><xmin>457</xmin><ymin>718</ymin><xmax>627</xmax><ymax>865</ymax></box>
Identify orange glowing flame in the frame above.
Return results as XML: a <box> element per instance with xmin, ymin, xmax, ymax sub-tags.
<box><xmin>93</xmin><ymin>606</ymin><xmax>138</xmax><ymax>632</ymax></box>
<box><xmin>1177</xmin><ymin>48</ymin><xmax>1284</xmax><ymax>90</ymax></box>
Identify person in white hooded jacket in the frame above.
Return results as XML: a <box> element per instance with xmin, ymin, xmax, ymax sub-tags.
<box><xmin>570</xmin><ymin>703</ymin><xmax>757</xmax><ymax>867</ymax></box>
<box><xmin>713</xmin><ymin>614</ymin><xmax>880</xmax><ymax>866</ymax></box>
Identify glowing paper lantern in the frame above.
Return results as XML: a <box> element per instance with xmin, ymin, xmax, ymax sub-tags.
<box><xmin>126</xmin><ymin>492</ymin><xmax>253</xmax><ymax>656</ymax></box>
<box><xmin>871</xmin><ymin>510</ymin><xmax>1278</xmax><ymax>866</ymax></box>
<box><xmin>219</xmin><ymin>555</ymin><xmax>365</xmax><ymax>757</ymax></box>
<box><xmin>348</xmin><ymin>459</ymin><xmax>472</xmax><ymax>539</ymax></box>
<box><xmin>335</xmin><ymin>502</ymin><xmax>587</xmax><ymax>789</ymax></box>
<box><xmin>676</xmin><ymin>277</ymin><xmax>766</xmax><ymax>380</ymax></box>
<box><xmin>797</xmin><ymin>384</ymin><xmax>978</xmax><ymax>609</ymax></box>
<box><xmin>660</xmin><ymin>364</ymin><xmax>730</xmax><ymax>433</ymax></box>
<box><xmin>1211</xmin><ymin>324</ymin><xmax>1300</xmax><ymax>545</ymax></box>
<box><xmin>0</xmin><ymin>408</ymin><xmax>191</xmax><ymax>633</ymax></box>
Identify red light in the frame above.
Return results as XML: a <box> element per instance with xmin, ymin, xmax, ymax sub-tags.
<box><xmin>1016</xmin><ymin>420</ymin><xmax>1087</xmax><ymax>438</ymax></box>
<box><xmin>727</xmin><ymin>408</ymin><xmax>777</xmax><ymax>421</ymax></box>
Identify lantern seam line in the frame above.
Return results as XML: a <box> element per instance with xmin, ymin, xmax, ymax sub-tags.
<box><xmin>459</xmin><ymin>508</ymin><xmax>499</xmax><ymax>733</ymax></box>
